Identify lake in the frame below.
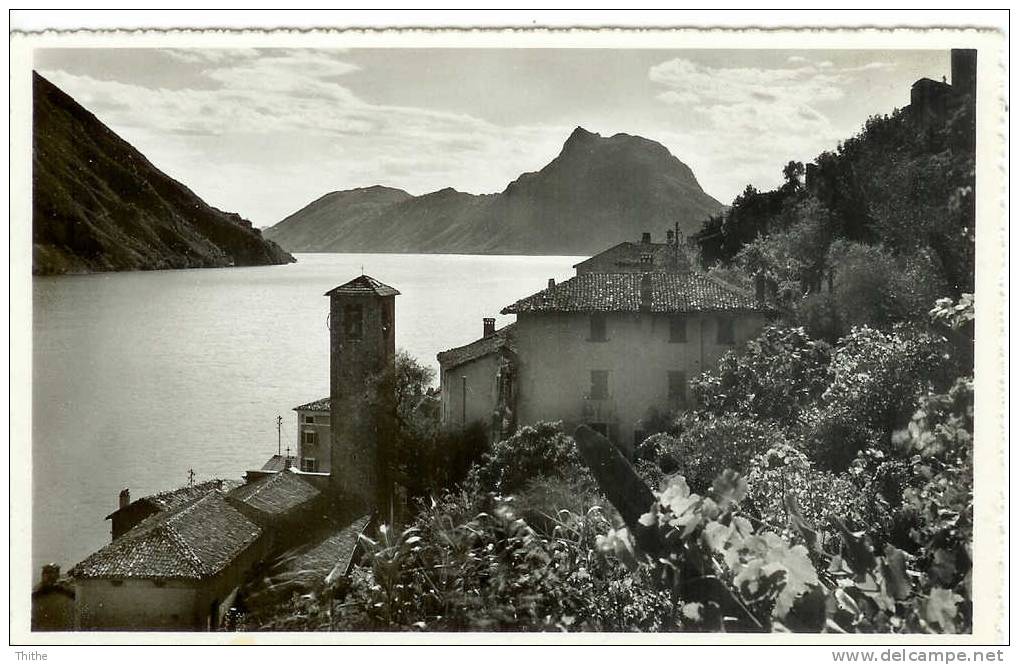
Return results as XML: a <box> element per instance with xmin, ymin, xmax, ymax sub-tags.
<box><xmin>31</xmin><ymin>252</ymin><xmax>583</xmax><ymax>580</ymax></box>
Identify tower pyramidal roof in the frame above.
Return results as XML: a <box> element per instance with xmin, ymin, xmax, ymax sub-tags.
<box><xmin>324</xmin><ymin>274</ymin><xmax>400</xmax><ymax>297</ymax></box>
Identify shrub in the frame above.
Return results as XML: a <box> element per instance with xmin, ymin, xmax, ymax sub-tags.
<box><xmin>796</xmin><ymin>325</ymin><xmax>955</xmax><ymax>473</ymax></box>
<box><xmin>691</xmin><ymin>326</ymin><xmax>832</xmax><ymax>428</ymax></box>
<box><xmin>475</xmin><ymin>421</ymin><xmax>587</xmax><ymax>494</ymax></box>
<box><xmin>336</xmin><ymin>492</ymin><xmax>665</xmax><ymax>631</ymax></box>
<box><xmin>513</xmin><ymin>476</ymin><xmax>613</xmax><ymax>537</ymax></box>
<box><xmin>745</xmin><ymin>444</ymin><xmax>863</xmax><ymax>548</ymax></box>
<box><xmin>668</xmin><ymin>414</ymin><xmax>791</xmax><ymax>493</ymax></box>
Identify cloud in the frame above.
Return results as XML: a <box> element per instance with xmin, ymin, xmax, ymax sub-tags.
<box><xmin>646</xmin><ymin>56</ymin><xmax>887</xmax><ymax>201</ymax></box>
<box><xmin>39</xmin><ymin>49</ymin><xmax>567</xmax><ymax>225</ymax></box>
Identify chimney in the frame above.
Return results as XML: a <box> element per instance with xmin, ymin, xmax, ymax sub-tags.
<box><xmin>666</xmin><ymin>229</ymin><xmax>675</xmax><ymax>245</ymax></box>
<box><xmin>41</xmin><ymin>564</ymin><xmax>60</xmax><ymax>587</ymax></box>
<box><xmin>483</xmin><ymin>317</ymin><xmax>496</xmax><ymax>338</ymax></box>
<box><xmin>641</xmin><ymin>232</ymin><xmax>651</xmax><ymax>244</ymax></box>
<box><xmin>639</xmin><ymin>273</ymin><xmax>652</xmax><ymax>311</ymax></box>
<box><xmin>548</xmin><ymin>278</ymin><xmax>556</xmax><ymax>289</ymax></box>
<box><xmin>118</xmin><ymin>488</ymin><xmax>130</xmax><ymax>509</ymax></box>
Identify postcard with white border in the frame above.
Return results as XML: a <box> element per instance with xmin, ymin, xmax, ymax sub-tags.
<box><xmin>8</xmin><ymin>19</ymin><xmax>1009</xmax><ymax>648</ymax></box>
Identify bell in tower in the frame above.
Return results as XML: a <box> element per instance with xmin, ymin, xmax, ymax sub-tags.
<box><xmin>324</xmin><ymin>274</ymin><xmax>400</xmax><ymax>514</ymax></box>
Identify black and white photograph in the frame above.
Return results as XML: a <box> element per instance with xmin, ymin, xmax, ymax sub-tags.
<box><xmin>9</xmin><ymin>14</ymin><xmax>1008</xmax><ymax>650</ymax></box>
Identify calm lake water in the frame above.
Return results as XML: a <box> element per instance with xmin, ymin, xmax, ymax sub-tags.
<box><xmin>32</xmin><ymin>252</ymin><xmax>582</xmax><ymax>579</ymax></box>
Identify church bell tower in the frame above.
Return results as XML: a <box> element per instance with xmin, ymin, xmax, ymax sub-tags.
<box><xmin>325</xmin><ymin>275</ymin><xmax>399</xmax><ymax>513</ymax></box>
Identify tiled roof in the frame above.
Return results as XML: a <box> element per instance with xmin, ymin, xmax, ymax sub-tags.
<box><xmin>437</xmin><ymin>323</ymin><xmax>517</xmax><ymax>369</ymax></box>
<box><xmin>501</xmin><ymin>272</ymin><xmax>767</xmax><ymax>314</ymax></box>
<box><xmin>227</xmin><ymin>468</ymin><xmax>321</xmax><ymax>517</ymax></box>
<box><xmin>73</xmin><ymin>492</ymin><xmax>261</xmax><ymax>580</ymax></box>
<box><xmin>324</xmin><ymin>274</ymin><xmax>400</xmax><ymax>297</ymax></box>
<box><xmin>259</xmin><ymin>454</ymin><xmax>296</xmax><ymax>473</ymax></box>
<box><xmin>572</xmin><ymin>242</ymin><xmax>684</xmax><ymax>271</ymax></box>
<box><xmin>294</xmin><ymin>397</ymin><xmax>330</xmax><ymax>412</ymax></box>
<box><xmin>104</xmin><ymin>479</ymin><xmax>242</xmax><ymax>520</ymax></box>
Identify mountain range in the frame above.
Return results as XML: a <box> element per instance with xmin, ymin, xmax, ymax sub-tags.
<box><xmin>264</xmin><ymin>127</ymin><xmax>724</xmax><ymax>255</ymax></box>
<box><xmin>32</xmin><ymin>72</ymin><xmax>294</xmax><ymax>276</ymax></box>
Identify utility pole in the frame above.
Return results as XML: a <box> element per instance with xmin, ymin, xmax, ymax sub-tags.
<box><xmin>276</xmin><ymin>414</ymin><xmax>283</xmax><ymax>456</ymax></box>
<box><xmin>188</xmin><ymin>468</ymin><xmax>195</xmax><ymax>487</ymax></box>
<box><xmin>674</xmin><ymin>220</ymin><xmax>680</xmax><ymax>267</ymax></box>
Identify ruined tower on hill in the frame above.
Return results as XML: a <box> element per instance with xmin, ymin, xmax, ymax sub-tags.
<box><xmin>325</xmin><ymin>275</ymin><xmax>399</xmax><ymax>515</ymax></box>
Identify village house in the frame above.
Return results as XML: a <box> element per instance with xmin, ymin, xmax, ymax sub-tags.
<box><xmin>71</xmin><ymin>490</ymin><xmax>266</xmax><ymax>630</ymax></box>
<box><xmin>105</xmin><ymin>479</ymin><xmax>240</xmax><ymax>541</ymax></box>
<box><xmin>31</xmin><ymin>564</ymin><xmax>75</xmax><ymax>631</ymax></box>
<box><xmin>436</xmin><ymin>318</ymin><xmax>517</xmax><ymax>439</ymax></box>
<box><xmin>225</xmin><ymin>468</ymin><xmax>324</xmax><ymax>551</ymax></box>
<box><xmin>293</xmin><ymin>397</ymin><xmax>331</xmax><ymax>474</ymax></box>
<box><xmin>438</xmin><ymin>231</ymin><xmax>773</xmax><ymax>452</ymax></box>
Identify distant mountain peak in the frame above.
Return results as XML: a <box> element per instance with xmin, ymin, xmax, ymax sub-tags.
<box><xmin>566</xmin><ymin>125</ymin><xmax>599</xmax><ymax>141</ymax></box>
<box><xmin>265</xmin><ymin>126</ymin><xmax>724</xmax><ymax>255</ymax></box>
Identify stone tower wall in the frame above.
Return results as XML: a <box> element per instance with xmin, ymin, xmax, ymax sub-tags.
<box><xmin>329</xmin><ymin>293</ymin><xmax>396</xmax><ymax>512</ymax></box>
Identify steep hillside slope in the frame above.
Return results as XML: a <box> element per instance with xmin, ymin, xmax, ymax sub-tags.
<box><xmin>32</xmin><ymin>72</ymin><xmax>295</xmax><ymax>275</ymax></box>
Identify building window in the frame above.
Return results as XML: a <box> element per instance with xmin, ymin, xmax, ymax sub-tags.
<box><xmin>669</xmin><ymin>316</ymin><xmax>687</xmax><ymax>343</ymax></box>
<box><xmin>589</xmin><ymin>313</ymin><xmax>607</xmax><ymax>342</ymax></box>
<box><xmin>343</xmin><ymin>304</ymin><xmax>364</xmax><ymax>340</ymax></box>
<box><xmin>717</xmin><ymin>317</ymin><xmax>735</xmax><ymax>345</ymax></box>
<box><xmin>640</xmin><ymin>253</ymin><xmax>653</xmax><ymax>264</ymax></box>
<box><xmin>301</xmin><ymin>458</ymin><xmax>319</xmax><ymax>473</ymax></box>
<box><xmin>668</xmin><ymin>371</ymin><xmax>687</xmax><ymax>406</ymax></box>
<box><xmin>303</xmin><ymin>414</ymin><xmax>314</xmax><ymax>424</ymax></box>
<box><xmin>589</xmin><ymin>370</ymin><xmax>609</xmax><ymax>400</ymax></box>
<box><xmin>302</xmin><ymin>430</ymin><xmax>317</xmax><ymax>446</ymax></box>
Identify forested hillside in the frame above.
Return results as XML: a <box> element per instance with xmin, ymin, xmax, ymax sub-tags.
<box><xmin>694</xmin><ymin>95</ymin><xmax>975</xmax><ymax>341</ymax></box>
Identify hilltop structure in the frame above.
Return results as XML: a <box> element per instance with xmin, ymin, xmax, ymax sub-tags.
<box><xmin>906</xmin><ymin>48</ymin><xmax>976</xmax><ymax>129</ymax></box>
<box><xmin>439</xmin><ymin>231</ymin><xmax>773</xmax><ymax>452</ymax></box>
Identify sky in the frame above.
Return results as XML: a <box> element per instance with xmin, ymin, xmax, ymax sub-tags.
<box><xmin>35</xmin><ymin>48</ymin><xmax>950</xmax><ymax>228</ymax></box>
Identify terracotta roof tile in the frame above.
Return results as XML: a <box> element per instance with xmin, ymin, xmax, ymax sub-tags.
<box><xmin>293</xmin><ymin>397</ymin><xmax>330</xmax><ymax>412</ymax></box>
<box><xmin>437</xmin><ymin>323</ymin><xmax>517</xmax><ymax>369</ymax></box>
<box><xmin>324</xmin><ymin>274</ymin><xmax>400</xmax><ymax>297</ymax></box>
<box><xmin>259</xmin><ymin>455</ymin><xmax>297</xmax><ymax>473</ymax></box>
<box><xmin>104</xmin><ymin>479</ymin><xmax>242</xmax><ymax>520</ymax></box>
<box><xmin>73</xmin><ymin>492</ymin><xmax>261</xmax><ymax>580</ymax></box>
<box><xmin>501</xmin><ymin>272</ymin><xmax>767</xmax><ymax>314</ymax></box>
<box><xmin>572</xmin><ymin>241</ymin><xmax>685</xmax><ymax>271</ymax></box>
<box><xmin>227</xmin><ymin>468</ymin><xmax>320</xmax><ymax>517</ymax></box>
